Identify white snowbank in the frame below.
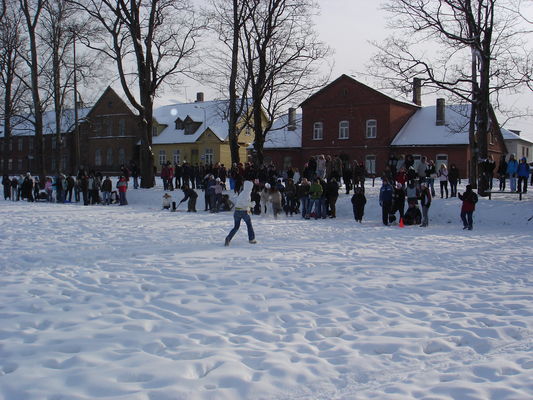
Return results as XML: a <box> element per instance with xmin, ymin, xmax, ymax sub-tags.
<box><xmin>1</xmin><ymin>180</ymin><xmax>532</xmax><ymax>399</ymax></box>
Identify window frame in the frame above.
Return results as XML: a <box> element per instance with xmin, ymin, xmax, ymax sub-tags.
<box><xmin>365</xmin><ymin>119</ymin><xmax>377</xmax><ymax>139</ymax></box>
<box><xmin>339</xmin><ymin>120</ymin><xmax>349</xmax><ymax>140</ymax></box>
<box><xmin>95</xmin><ymin>149</ymin><xmax>102</xmax><ymax>166</ymax></box>
<box><xmin>313</xmin><ymin>122</ymin><xmax>323</xmax><ymax>140</ymax></box>
<box><xmin>365</xmin><ymin>155</ymin><xmax>376</xmax><ymax>175</ymax></box>
<box><xmin>159</xmin><ymin>149</ymin><xmax>167</xmax><ymax>166</ymax></box>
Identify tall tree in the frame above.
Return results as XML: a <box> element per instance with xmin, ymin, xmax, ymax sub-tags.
<box><xmin>0</xmin><ymin>1</ymin><xmax>28</xmax><ymax>173</ymax></box>
<box><xmin>370</xmin><ymin>0</ymin><xmax>532</xmax><ymax>191</ymax></box>
<box><xmin>19</xmin><ymin>0</ymin><xmax>47</xmax><ymax>179</ymax></box>
<box><xmin>241</xmin><ymin>0</ymin><xmax>331</xmax><ymax>167</ymax></box>
<box><xmin>70</xmin><ymin>0</ymin><xmax>204</xmax><ymax>187</ymax></box>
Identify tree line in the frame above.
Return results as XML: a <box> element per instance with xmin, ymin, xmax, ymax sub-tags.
<box><xmin>1</xmin><ymin>0</ymin><xmax>531</xmax><ymax>192</ymax></box>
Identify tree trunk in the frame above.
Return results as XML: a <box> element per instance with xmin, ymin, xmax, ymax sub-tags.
<box><xmin>228</xmin><ymin>0</ymin><xmax>241</xmax><ymax>165</ymax></box>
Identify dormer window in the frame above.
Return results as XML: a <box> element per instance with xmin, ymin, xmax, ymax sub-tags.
<box><xmin>175</xmin><ymin>118</ymin><xmax>184</xmax><ymax>130</ymax></box>
<box><xmin>184</xmin><ymin>116</ymin><xmax>202</xmax><ymax>135</ymax></box>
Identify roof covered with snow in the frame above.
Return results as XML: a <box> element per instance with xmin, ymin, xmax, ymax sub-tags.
<box><xmin>391</xmin><ymin>104</ymin><xmax>529</xmax><ymax>146</ymax></box>
<box><xmin>0</xmin><ymin>108</ymin><xmax>91</xmax><ymax>138</ymax></box>
<box><xmin>152</xmin><ymin>100</ymin><xmax>238</xmax><ymax>144</ymax></box>
<box><xmin>263</xmin><ymin>112</ymin><xmax>302</xmax><ymax>149</ymax></box>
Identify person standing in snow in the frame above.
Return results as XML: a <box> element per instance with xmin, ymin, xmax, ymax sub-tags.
<box><xmin>2</xmin><ymin>174</ymin><xmax>11</xmax><ymax>200</ymax></box>
<box><xmin>179</xmin><ymin>184</ymin><xmax>198</xmax><ymax>212</ymax></box>
<box><xmin>517</xmin><ymin>157</ymin><xmax>530</xmax><ymax>193</ymax></box>
<box><xmin>351</xmin><ymin>186</ymin><xmax>366</xmax><ymax>223</ymax></box>
<box><xmin>506</xmin><ymin>154</ymin><xmax>519</xmax><ymax>192</ymax></box>
<box><xmin>225</xmin><ymin>180</ymin><xmax>256</xmax><ymax>246</ymax></box>
<box><xmin>419</xmin><ymin>182</ymin><xmax>432</xmax><ymax>227</ymax></box>
<box><xmin>497</xmin><ymin>155</ymin><xmax>508</xmax><ymax>191</ymax></box>
<box><xmin>458</xmin><ymin>184</ymin><xmax>478</xmax><ymax>230</ymax></box>
<box><xmin>379</xmin><ymin>178</ymin><xmax>393</xmax><ymax>226</ymax></box>
<box><xmin>117</xmin><ymin>175</ymin><xmax>128</xmax><ymax>205</ymax></box>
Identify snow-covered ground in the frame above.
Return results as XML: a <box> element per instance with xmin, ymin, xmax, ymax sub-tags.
<box><xmin>1</xmin><ymin>180</ymin><xmax>532</xmax><ymax>400</ymax></box>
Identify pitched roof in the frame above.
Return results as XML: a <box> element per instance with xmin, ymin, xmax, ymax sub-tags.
<box><xmin>152</xmin><ymin>100</ymin><xmax>236</xmax><ymax>144</ymax></box>
<box><xmin>264</xmin><ymin>112</ymin><xmax>302</xmax><ymax>149</ymax></box>
<box><xmin>391</xmin><ymin>104</ymin><xmax>527</xmax><ymax>146</ymax></box>
<box><xmin>301</xmin><ymin>74</ymin><xmax>420</xmax><ymax>108</ymax></box>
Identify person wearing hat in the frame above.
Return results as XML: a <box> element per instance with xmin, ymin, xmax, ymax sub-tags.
<box><xmin>419</xmin><ymin>182</ymin><xmax>432</xmax><ymax>227</ymax></box>
<box><xmin>517</xmin><ymin>157</ymin><xmax>530</xmax><ymax>193</ymax></box>
<box><xmin>378</xmin><ymin>178</ymin><xmax>393</xmax><ymax>226</ymax></box>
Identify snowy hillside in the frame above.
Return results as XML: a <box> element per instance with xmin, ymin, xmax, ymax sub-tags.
<box><xmin>0</xmin><ymin>180</ymin><xmax>532</xmax><ymax>400</ymax></box>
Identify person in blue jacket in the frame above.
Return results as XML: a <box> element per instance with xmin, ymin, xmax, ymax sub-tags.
<box><xmin>379</xmin><ymin>178</ymin><xmax>394</xmax><ymax>226</ymax></box>
<box><xmin>506</xmin><ymin>154</ymin><xmax>519</xmax><ymax>192</ymax></box>
<box><xmin>517</xmin><ymin>157</ymin><xmax>530</xmax><ymax>193</ymax></box>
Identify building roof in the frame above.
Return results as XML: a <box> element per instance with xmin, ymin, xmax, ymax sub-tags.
<box><xmin>264</xmin><ymin>112</ymin><xmax>302</xmax><ymax>149</ymax></box>
<box><xmin>391</xmin><ymin>104</ymin><xmax>527</xmax><ymax>146</ymax></box>
<box><xmin>0</xmin><ymin>108</ymin><xmax>91</xmax><ymax>138</ymax></box>
<box><xmin>301</xmin><ymin>74</ymin><xmax>420</xmax><ymax>109</ymax></box>
<box><xmin>152</xmin><ymin>100</ymin><xmax>238</xmax><ymax>144</ymax></box>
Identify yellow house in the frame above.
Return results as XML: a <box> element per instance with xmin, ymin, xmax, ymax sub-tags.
<box><xmin>151</xmin><ymin>97</ymin><xmax>262</xmax><ymax>172</ymax></box>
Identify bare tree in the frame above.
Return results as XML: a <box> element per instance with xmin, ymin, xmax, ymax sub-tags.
<box><xmin>207</xmin><ymin>0</ymin><xmax>252</xmax><ymax>165</ymax></box>
<box><xmin>19</xmin><ymin>0</ymin><xmax>47</xmax><ymax>179</ymax></box>
<box><xmin>70</xmin><ymin>0</ymin><xmax>205</xmax><ymax>187</ymax></box>
<box><xmin>369</xmin><ymin>0</ymin><xmax>532</xmax><ymax>192</ymax></box>
<box><xmin>39</xmin><ymin>0</ymin><xmax>79</xmax><ymax>174</ymax></box>
<box><xmin>240</xmin><ymin>0</ymin><xmax>331</xmax><ymax>167</ymax></box>
<box><xmin>0</xmin><ymin>1</ymin><xmax>28</xmax><ymax>173</ymax></box>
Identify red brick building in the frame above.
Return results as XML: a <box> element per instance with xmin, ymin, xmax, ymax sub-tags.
<box><xmin>264</xmin><ymin>74</ymin><xmax>511</xmax><ymax>178</ymax></box>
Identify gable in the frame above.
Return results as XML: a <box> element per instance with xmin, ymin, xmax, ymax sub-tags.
<box><xmin>87</xmin><ymin>87</ymin><xmax>137</xmax><ymax>119</ymax></box>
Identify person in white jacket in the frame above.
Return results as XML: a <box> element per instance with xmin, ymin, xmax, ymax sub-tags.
<box><xmin>225</xmin><ymin>180</ymin><xmax>257</xmax><ymax>246</ymax></box>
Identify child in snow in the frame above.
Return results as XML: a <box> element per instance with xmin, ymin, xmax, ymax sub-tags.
<box><xmin>458</xmin><ymin>184</ymin><xmax>478</xmax><ymax>230</ymax></box>
<box><xmin>178</xmin><ymin>185</ymin><xmax>198</xmax><ymax>212</ymax></box>
<box><xmin>162</xmin><ymin>193</ymin><xmax>172</xmax><ymax>210</ymax></box>
<box><xmin>351</xmin><ymin>186</ymin><xmax>366</xmax><ymax>223</ymax></box>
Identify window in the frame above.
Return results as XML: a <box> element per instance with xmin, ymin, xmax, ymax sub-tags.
<box><xmin>8</xmin><ymin>159</ymin><xmax>12</xmax><ymax>170</ymax></box>
<box><xmin>61</xmin><ymin>154</ymin><xmax>68</xmax><ymax>171</ymax></box>
<box><xmin>18</xmin><ymin>159</ymin><xmax>22</xmax><ymax>170</ymax></box>
<box><xmin>173</xmin><ymin>149</ymin><xmax>180</xmax><ymax>164</ymax></box>
<box><xmin>366</xmin><ymin>119</ymin><xmax>377</xmax><ymax>138</ymax></box>
<box><xmin>119</xmin><ymin>119</ymin><xmax>126</xmax><ymax>136</ymax></box>
<box><xmin>29</xmin><ymin>138</ymin><xmax>34</xmax><ymax>153</ymax></box>
<box><xmin>18</xmin><ymin>138</ymin><xmax>23</xmax><ymax>152</ymax></box>
<box><xmin>436</xmin><ymin>154</ymin><xmax>448</xmax><ymax>171</ymax></box>
<box><xmin>106</xmin><ymin>148</ymin><xmax>113</xmax><ymax>166</ymax></box>
<box><xmin>51</xmin><ymin>136</ymin><xmax>57</xmax><ymax>149</ymax></box>
<box><xmin>204</xmin><ymin>148</ymin><xmax>214</xmax><ymax>165</ymax></box>
<box><xmin>152</xmin><ymin>126</ymin><xmax>158</xmax><ymax>137</ymax></box>
<box><xmin>365</xmin><ymin>155</ymin><xmax>376</xmax><ymax>175</ymax></box>
<box><xmin>95</xmin><ymin>149</ymin><xmax>102</xmax><ymax>166</ymax></box>
<box><xmin>118</xmin><ymin>148</ymin><xmax>126</xmax><ymax>165</ymax></box>
<box><xmin>8</xmin><ymin>139</ymin><xmax>12</xmax><ymax>151</ymax></box>
<box><xmin>313</xmin><ymin>122</ymin><xmax>323</xmax><ymax>140</ymax></box>
<box><xmin>339</xmin><ymin>121</ymin><xmax>349</xmax><ymax>139</ymax></box>
<box><xmin>159</xmin><ymin>149</ymin><xmax>166</xmax><ymax>165</ymax></box>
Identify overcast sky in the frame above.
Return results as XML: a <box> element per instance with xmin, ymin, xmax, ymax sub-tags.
<box><xmin>156</xmin><ymin>0</ymin><xmax>533</xmax><ymax>140</ymax></box>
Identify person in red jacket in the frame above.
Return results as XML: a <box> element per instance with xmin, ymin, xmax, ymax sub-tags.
<box><xmin>458</xmin><ymin>184</ymin><xmax>478</xmax><ymax>230</ymax></box>
<box><xmin>117</xmin><ymin>175</ymin><xmax>128</xmax><ymax>205</ymax></box>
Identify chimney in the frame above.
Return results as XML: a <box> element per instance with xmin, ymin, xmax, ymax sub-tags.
<box><xmin>195</xmin><ymin>92</ymin><xmax>204</xmax><ymax>103</ymax></box>
<box><xmin>436</xmin><ymin>98</ymin><xmax>446</xmax><ymax>126</ymax></box>
<box><xmin>288</xmin><ymin>107</ymin><xmax>296</xmax><ymax>131</ymax></box>
<box><xmin>412</xmin><ymin>78</ymin><xmax>422</xmax><ymax>106</ymax></box>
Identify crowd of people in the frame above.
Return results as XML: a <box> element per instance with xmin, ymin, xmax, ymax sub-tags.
<box><xmin>2</xmin><ymin>153</ymin><xmax>530</xmax><ymax>233</ymax></box>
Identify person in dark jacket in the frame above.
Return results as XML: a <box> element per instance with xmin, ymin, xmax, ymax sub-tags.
<box><xmin>179</xmin><ymin>185</ymin><xmax>198</xmax><ymax>212</ymax></box>
<box><xmin>403</xmin><ymin>202</ymin><xmax>422</xmax><ymax>225</ymax></box>
<box><xmin>325</xmin><ymin>178</ymin><xmax>340</xmax><ymax>218</ymax></box>
<box><xmin>458</xmin><ymin>184</ymin><xmax>478</xmax><ymax>230</ymax></box>
<box><xmin>497</xmin><ymin>155</ymin><xmax>508</xmax><ymax>191</ymax></box>
<box><xmin>448</xmin><ymin>164</ymin><xmax>460</xmax><ymax>197</ymax></box>
<box><xmin>351</xmin><ymin>186</ymin><xmax>366</xmax><ymax>223</ymax></box>
<box><xmin>419</xmin><ymin>182</ymin><xmax>432</xmax><ymax>227</ymax></box>
<box><xmin>392</xmin><ymin>182</ymin><xmax>406</xmax><ymax>222</ymax></box>
<box><xmin>21</xmin><ymin>173</ymin><xmax>34</xmax><ymax>202</ymax></box>
<box><xmin>2</xmin><ymin>174</ymin><xmax>11</xmax><ymax>200</ymax></box>
<box><xmin>379</xmin><ymin>178</ymin><xmax>393</xmax><ymax>226</ymax></box>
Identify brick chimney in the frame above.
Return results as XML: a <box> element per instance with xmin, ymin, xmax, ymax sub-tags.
<box><xmin>436</xmin><ymin>98</ymin><xmax>446</xmax><ymax>126</ymax></box>
<box><xmin>288</xmin><ymin>108</ymin><xmax>296</xmax><ymax>131</ymax></box>
<box><xmin>195</xmin><ymin>92</ymin><xmax>204</xmax><ymax>103</ymax></box>
<box><xmin>412</xmin><ymin>78</ymin><xmax>422</xmax><ymax>106</ymax></box>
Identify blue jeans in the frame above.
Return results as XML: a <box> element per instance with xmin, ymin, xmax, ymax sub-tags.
<box><xmin>461</xmin><ymin>210</ymin><xmax>473</xmax><ymax>229</ymax></box>
<box><xmin>226</xmin><ymin>210</ymin><xmax>255</xmax><ymax>242</ymax></box>
<box><xmin>300</xmin><ymin>196</ymin><xmax>310</xmax><ymax>217</ymax></box>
